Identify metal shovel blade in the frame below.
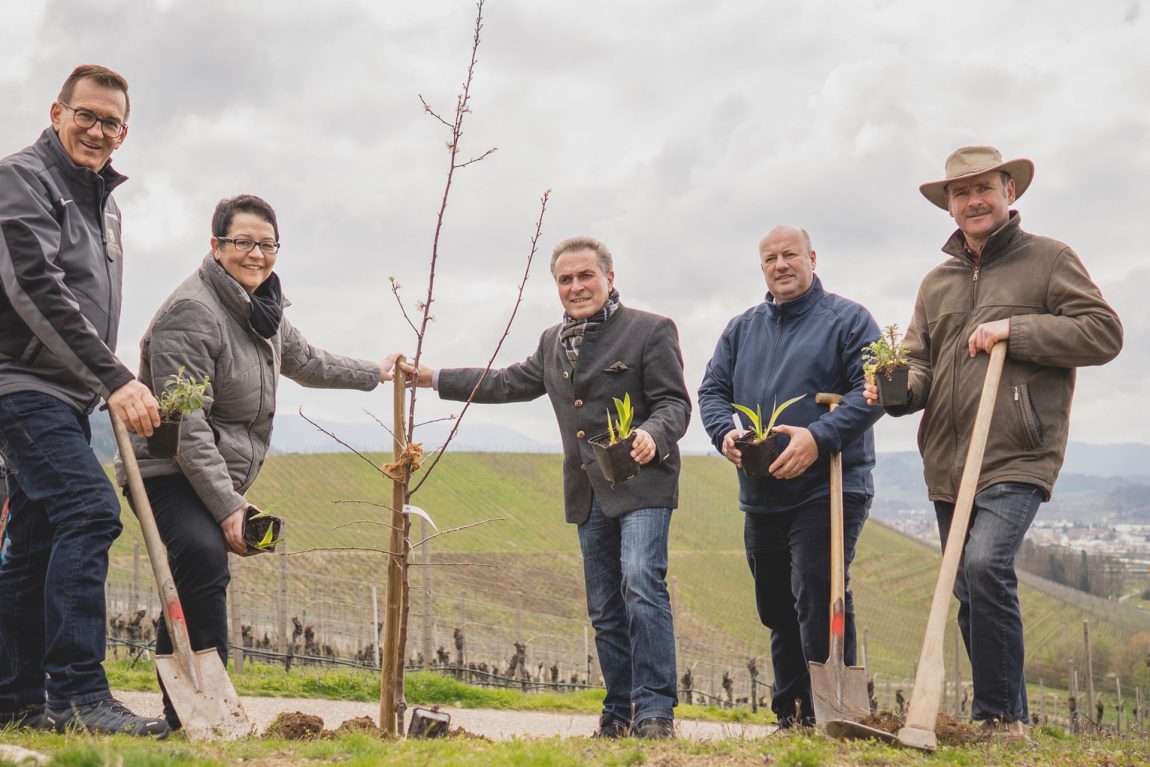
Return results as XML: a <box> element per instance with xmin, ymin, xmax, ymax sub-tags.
<box><xmin>809</xmin><ymin>657</ymin><xmax>871</xmax><ymax>724</ymax></box>
<box><xmin>156</xmin><ymin>648</ymin><xmax>253</xmax><ymax>741</ymax></box>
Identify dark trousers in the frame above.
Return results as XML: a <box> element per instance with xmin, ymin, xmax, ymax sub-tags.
<box><xmin>743</xmin><ymin>494</ymin><xmax>870</xmax><ymax>726</ymax></box>
<box><xmin>0</xmin><ymin>392</ymin><xmax>122</xmax><ymax>710</ymax></box>
<box><xmin>132</xmin><ymin>473</ymin><xmax>231</xmax><ymax>722</ymax></box>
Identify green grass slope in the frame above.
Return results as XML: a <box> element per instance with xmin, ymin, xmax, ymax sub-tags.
<box><xmin>108</xmin><ymin>452</ymin><xmax>1150</xmax><ymax>693</ymax></box>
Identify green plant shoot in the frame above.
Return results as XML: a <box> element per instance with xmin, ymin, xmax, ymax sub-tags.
<box><xmin>862</xmin><ymin>323</ymin><xmax>910</xmax><ymax>381</ymax></box>
<box><xmin>247</xmin><ymin>508</ymin><xmax>284</xmax><ymax>551</ymax></box>
<box><xmin>732</xmin><ymin>394</ymin><xmax>806</xmax><ymax>443</ymax></box>
<box><xmin>605</xmin><ymin>393</ymin><xmax>635</xmax><ymax>445</ymax></box>
<box><xmin>157</xmin><ymin>366</ymin><xmax>210</xmax><ymax>421</ymax></box>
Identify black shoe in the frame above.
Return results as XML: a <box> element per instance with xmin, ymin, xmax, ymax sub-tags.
<box><xmin>591</xmin><ymin>712</ymin><xmax>630</xmax><ymax>739</ymax></box>
<box><xmin>634</xmin><ymin>716</ymin><xmax>674</xmax><ymax>739</ymax></box>
<box><xmin>0</xmin><ymin>703</ymin><xmax>45</xmax><ymax>730</ymax></box>
<box><xmin>42</xmin><ymin>698</ymin><xmax>171</xmax><ymax>738</ymax></box>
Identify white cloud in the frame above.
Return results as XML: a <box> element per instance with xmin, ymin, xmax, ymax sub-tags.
<box><xmin>2</xmin><ymin>0</ymin><xmax>1145</xmax><ymax>459</ymax></box>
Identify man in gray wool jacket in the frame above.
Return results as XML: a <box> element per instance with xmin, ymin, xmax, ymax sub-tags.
<box><xmin>401</xmin><ymin>236</ymin><xmax>691</xmax><ymax>739</ymax></box>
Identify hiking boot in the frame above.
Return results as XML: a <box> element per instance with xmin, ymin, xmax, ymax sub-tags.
<box><xmin>977</xmin><ymin>717</ymin><xmax>1030</xmax><ymax>743</ymax></box>
<box><xmin>0</xmin><ymin>703</ymin><xmax>45</xmax><ymax>730</ymax></box>
<box><xmin>591</xmin><ymin>712</ymin><xmax>630</xmax><ymax>739</ymax></box>
<box><xmin>42</xmin><ymin>698</ymin><xmax>171</xmax><ymax>738</ymax></box>
<box><xmin>634</xmin><ymin>716</ymin><xmax>675</xmax><ymax>739</ymax></box>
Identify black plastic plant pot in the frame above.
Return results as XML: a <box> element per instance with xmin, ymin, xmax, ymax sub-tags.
<box><xmin>876</xmin><ymin>365</ymin><xmax>911</xmax><ymax>407</ymax></box>
<box><xmin>242</xmin><ymin>507</ymin><xmax>283</xmax><ymax>556</ymax></box>
<box><xmin>735</xmin><ymin>432</ymin><xmax>780</xmax><ymax>478</ymax></box>
<box><xmin>588</xmin><ymin>433</ymin><xmax>640</xmax><ymax>485</ymax></box>
<box><xmin>146</xmin><ymin>419</ymin><xmax>181</xmax><ymax>458</ymax></box>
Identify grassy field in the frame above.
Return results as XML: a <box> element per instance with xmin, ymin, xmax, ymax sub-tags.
<box><xmin>5</xmin><ymin>661</ymin><xmax>1149</xmax><ymax>764</ymax></box>
<box><xmin>3</xmin><ymin>720</ymin><xmax>1147</xmax><ymax>766</ymax></box>
<box><xmin>104</xmin><ymin>451</ymin><xmax>1150</xmax><ymax>695</ymax></box>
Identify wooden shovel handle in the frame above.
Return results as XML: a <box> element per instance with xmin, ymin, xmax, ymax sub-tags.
<box><xmin>109</xmin><ymin>411</ymin><xmax>196</xmax><ymax>666</ymax></box>
<box><xmin>903</xmin><ymin>341</ymin><xmax>1007</xmax><ymax>733</ymax></box>
<box><xmin>815</xmin><ymin>392</ymin><xmax>846</xmax><ymax>661</ymax></box>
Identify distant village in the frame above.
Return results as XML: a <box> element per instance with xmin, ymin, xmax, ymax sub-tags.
<box><xmin>876</xmin><ymin>506</ymin><xmax>1150</xmax><ymax>602</ymax></box>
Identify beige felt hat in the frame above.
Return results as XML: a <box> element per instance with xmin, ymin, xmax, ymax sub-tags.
<box><xmin>919</xmin><ymin>146</ymin><xmax>1034</xmax><ymax>209</ymax></box>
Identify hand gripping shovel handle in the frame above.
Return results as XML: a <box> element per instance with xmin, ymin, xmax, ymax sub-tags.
<box><xmin>109</xmin><ymin>411</ymin><xmax>200</xmax><ymax>687</ymax></box>
<box><xmin>899</xmin><ymin>341</ymin><xmax>1007</xmax><ymax>750</ymax></box>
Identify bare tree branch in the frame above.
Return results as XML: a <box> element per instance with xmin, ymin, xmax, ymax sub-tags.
<box><xmin>411</xmin><ymin>188</ymin><xmax>550</xmax><ymax>493</ymax></box>
<box><xmin>410</xmin><ymin>517</ymin><xmax>504</xmax><ymax>549</ymax></box>
<box><xmin>454</xmin><ymin>146</ymin><xmax>497</xmax><ymax>169</ymax></box>
<box><xmin>418</xmin><ymin>94</ymin><xmax>453</xmax><ymax>129</ymax></box>
<box><xmin>406</xmin><ymin>0</ymin><xmax>488</xmax><ymax>443</ymax></box>
<box><xmin>299</xmin><ymin>410</ymin><xmax>382</xmax><ymax>472</ymax></box>
<box><xmin>363</xmin><ymin>410</ymin><xmax>400</xmax><ymax>444</ymax></box>
<box><xmin>410</xmin><ymin>561</ymin><xmax>505</xmax><ymax>568</ymax></box>
<box><xmin>389</xmin><ymin>277</ymin><xmax>420</xmax><ymax>336</ymax></box>
<box><xmin>413</xmin><ymin>414</ymin><xmax>456</xmax><ymax>429</ymax></box>
<box><xmin>333</xmin><ymin>518</ymin><xmax>403</xmax><ymax>532</ymax></box>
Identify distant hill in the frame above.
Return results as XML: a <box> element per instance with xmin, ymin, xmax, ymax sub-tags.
<box><xmin>86</xmin><ymin>414</ymin><xmax>1150</xmax><ymax>522</ymax></box>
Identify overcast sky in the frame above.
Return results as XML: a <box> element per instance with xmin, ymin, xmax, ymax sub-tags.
<box><xmin>2</xmin><ymin>0</ymin><xmax>1145</xmax><ymax>455</ymax></box>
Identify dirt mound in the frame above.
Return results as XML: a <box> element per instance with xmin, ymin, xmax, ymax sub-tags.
<box><xmin>265</xmin><ymin>711</ymin><xmax>326</xmax><ymax>740</ymax></box>
<box><xmin>853</xmin><ymin>712</ymin><xmax>985</xmax><ymax>746</ymax></box>
<box><xmin>335</xmin><ymin>716</ymin><xmax>389</xmax><ymax>738</ymax></box>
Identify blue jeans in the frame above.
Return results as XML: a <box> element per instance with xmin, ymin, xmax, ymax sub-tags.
<box><xmin>0</xmin><ymin>392</ymin><xmax>122</xmax><ymax>710</ymax></box>
<box><xmin>935</xmin><ymin>482</ymin><xmax>1042</xmax><ymax>724</ymax></box>
<box><xmin>744</xmin><ymin>494</ymin><xmax>870</xmax><ymax>726</ymax></box>
<box><xmin>577</xmin><ymin>498</ymin><xmax>677</xmax><ymax>723</ymax></box>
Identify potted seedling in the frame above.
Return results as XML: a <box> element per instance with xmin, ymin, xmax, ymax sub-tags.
<box><xmin>863</xmin><ymin>323</ymin><xmax>911</xmax><ymax>407</ymax></box>
<box><xmin>588</xmin><ymin>393</ymin><xmax>640</xmax><ymax>485</ymax></box>
<box><xmin>241</xmin><ymin>506</ymin><xmax>284</xmax><ymax>556</ymax></box>
<box><xmin>148</xmin><ymin>366</ymin><xmax>210</xmax><ymax>458</ymax></box>
<box><xmin>732</xmin><ymin>394</ymin><xmax>806</xmax><ymax>477</ymax></box>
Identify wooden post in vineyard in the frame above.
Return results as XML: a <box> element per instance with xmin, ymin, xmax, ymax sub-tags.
<box><xmin>1083</xmin><ymin>620</ymin><xmax>1096</xmax><ymax>731</ymax></box>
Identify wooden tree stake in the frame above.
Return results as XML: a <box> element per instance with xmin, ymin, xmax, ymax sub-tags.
<box><xmin>380</xmin><ymin>359</ymin><xmax>409</xmax><ymax>734</ymax></box>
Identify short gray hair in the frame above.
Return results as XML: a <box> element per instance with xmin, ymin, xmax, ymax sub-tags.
<box><xmin>550</xmin><ymin>236</ymin><xmax>613</xmax><ymax>277</ymax></box>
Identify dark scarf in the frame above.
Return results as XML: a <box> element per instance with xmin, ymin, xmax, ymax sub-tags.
<box><xmin>559</xmin><ymin>288</ymin><xmax>620</xmax><ymax>363</ymax></box>
<box><xmin>248</xmin><ymin>272</ymin><xmax>284</xmax><ymax>339</ymax></box>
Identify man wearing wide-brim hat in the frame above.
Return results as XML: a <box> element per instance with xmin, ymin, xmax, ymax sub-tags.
<box><xmin>867</xmin><ymin>146</ymin><xmax>1123</xmax><ymax>736</ymax></box>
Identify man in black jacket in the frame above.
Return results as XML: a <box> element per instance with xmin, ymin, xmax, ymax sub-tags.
<box><xmin>402</xmin><ymin>236</ymin><xmax>691</xmax><ymax>739</ymax></box>
<box><xmin>0</xmin><ymin>65</ymin><xmax>167</xmax><ymax>737</ymax></box>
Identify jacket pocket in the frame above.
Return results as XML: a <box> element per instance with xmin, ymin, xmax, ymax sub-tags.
<box><xmin>1011</xmin><ymin>383</ymin><xmax>1043</xmax><ymax>450</ymax></box>
<box><xmin>19</xmin><ymin>337</ymin><xmax>43</xmax><ymax>366</ymax></box>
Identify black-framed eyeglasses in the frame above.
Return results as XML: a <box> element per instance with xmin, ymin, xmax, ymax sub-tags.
<box><xmin>58</xmin><ymin>102</ymin><xmax>126</xmax><ymax>139</ymax></box>
<box><xmin>217</xmin><ymin>237</ymin><xmax>281</xmax><ymax>256</ymax></box>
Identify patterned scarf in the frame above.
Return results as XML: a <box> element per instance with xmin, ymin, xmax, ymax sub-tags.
<box><xmin>559</xmin><ymin>288</ymin><xmax>620</xmax><ymax>363</ymax></box>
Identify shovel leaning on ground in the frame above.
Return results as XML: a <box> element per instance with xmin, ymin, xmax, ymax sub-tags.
<box><xmin>808</xmin><ymin>392</ymin><xmax>871</xmax><ymax>726</ymax></box>
<box><xmin>826</xmin><ymin>341</ymin><xmax>1008</xmax><ymax>749</ymax></box>
<box><xmin>110</xmin><ymin>411</ymin><xmax>254</xmax><ymax>741</ymax></box>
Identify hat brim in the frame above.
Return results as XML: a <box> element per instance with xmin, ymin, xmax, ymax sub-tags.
<box><xmin>919</xmin><ymin>158</ymin><xmax>1034</xmax><ymax>210</ymax></box>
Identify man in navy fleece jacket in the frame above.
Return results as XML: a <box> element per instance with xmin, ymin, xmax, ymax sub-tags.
<box><xmin>698</xmin><ymin>225</ymin><xmax>881</xmax><ymax>727</ymax></box>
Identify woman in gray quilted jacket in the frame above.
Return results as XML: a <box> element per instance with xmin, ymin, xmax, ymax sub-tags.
<box><xmin>121</xmin><ymin>194</ymin><xmax>396</xmax><ymax>730</ymax></box>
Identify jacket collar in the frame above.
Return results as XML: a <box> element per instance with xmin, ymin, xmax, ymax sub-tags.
<box><xmin>764</xmin><ymin>275</ymin><xmax>824</xmax><ymax>321</ymax></box>
<box><xmin>941</xmin><ymin>210</ymin><xmax>1023</xmax><ymax>265</ymax></box>
<box><xmin>198</xmin><ymin>253</ymin><xmax>289</xmax><ymax>333</ymax></box>
<box><xmin>36</xmin><ymin>127</ymin><xmax>128</xmax><ymax>197</ymax></box>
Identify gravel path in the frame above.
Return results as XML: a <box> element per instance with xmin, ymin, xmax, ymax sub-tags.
<box><xmin>116</xmin><ymin>691</ymin><xmax>774</xmax><ymax>741</ymax></box>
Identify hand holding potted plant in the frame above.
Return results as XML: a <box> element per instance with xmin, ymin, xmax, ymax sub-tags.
<box><xmin>588</xmin><ymin>393</ymin><xmax>641</xmax><ymax>485</ymax></box>
<box><xmin>863</xmin><ymin>324</ymin><xmax>910</xmax><ymax>406</ymax></box>
<box><xmin>241</xmin><ymin>506</ymin><xmax>284</xmax><ymax>556</ymax></box>
<box><xmin>732</xmin><ymin>394</ymin><xmax>806</xmax><ymax>477</ymax></box>
<box><xmin>148</xmin><ymin>366</ymin><xmax>210</xmax><ymax>458</ymax></box>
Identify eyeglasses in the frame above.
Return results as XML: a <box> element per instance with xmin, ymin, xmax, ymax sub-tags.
<box><xmin>58</xmin><ymin>102</ymin><xmax>126</xmax><ymax>139</ymax></box>
<box><xmin>217</xmin><ymin>237</ymin><xmax>281</xmax><ymax>256</ymax></box>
